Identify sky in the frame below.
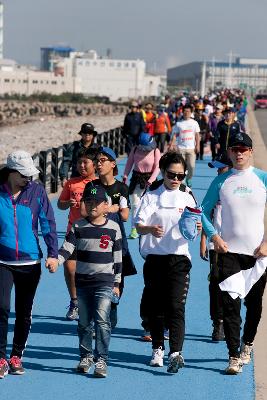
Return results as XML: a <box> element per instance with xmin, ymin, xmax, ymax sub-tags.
<box><xmin>1</xmin><ymin>0</ymin><xmax>267</xmax><ymax>73</ymax></box>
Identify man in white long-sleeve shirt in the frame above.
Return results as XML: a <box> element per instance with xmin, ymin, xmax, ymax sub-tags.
<box><xmin>202</xmin><ymin>132</ymin><xmax>267</xmax><ymax>375</ymax></box>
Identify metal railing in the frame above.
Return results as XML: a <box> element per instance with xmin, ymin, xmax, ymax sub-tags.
<box><xmin>32</xmin><ymin>126</ymin><xmax>125</xmax><ymax>193</ymax></box>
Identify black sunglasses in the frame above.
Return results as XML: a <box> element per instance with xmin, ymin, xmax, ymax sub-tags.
<box><xmin>165</xmin><ymin>171</ymin><xmax>186</xmax><ymax>181</ymax></box>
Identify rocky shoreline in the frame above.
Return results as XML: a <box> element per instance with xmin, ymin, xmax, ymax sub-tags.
<box><xmin>0</xmin><ymin>114</ymin><xmax>124</xmax><ymax>164</ymax></box>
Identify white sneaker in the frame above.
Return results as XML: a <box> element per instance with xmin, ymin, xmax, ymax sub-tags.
<box><xmin>240</xmin><ymin>342</ymin><xmax>253</xmax><ymax>365</ymax></box>
<box><xmin>150</xmin><ymin>347</ymin><xmax>164</xmax><ymax>367</ymax></box>
<box><xmin>225</xmin><ymin>357</ymin><xmax>243</xmax><ymax>375</ymax></box>
<box><xmin>167</xmin><ymin>352</ymin><xmax>184</xmax><ymax>373</ymax></box>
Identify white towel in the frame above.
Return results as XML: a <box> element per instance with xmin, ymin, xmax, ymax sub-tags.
<box><xmin>219</xmin><ymin>257</ymin><xmax>267</xmax><ymax>299</ymax></box>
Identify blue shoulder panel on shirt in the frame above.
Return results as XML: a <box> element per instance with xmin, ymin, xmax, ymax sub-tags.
<box><xmin>201</xmin><ymin>170</ymin><xmax>232</xmax><ymax>240</ymax></box>
<box><xmin>253</xmin><ymin>168</ymin><xmax>267</xmax><ymax>189</ymax></box>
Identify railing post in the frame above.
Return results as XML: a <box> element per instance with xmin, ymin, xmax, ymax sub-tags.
<box><xmin>51</xmin><ymin>147</ymin><xmax>59</xmax><ymax>193</ymax></box>
<box><xmin>39</xmin><ymin>151</ymin><xmax>47</xmax><ymax>189</ymax></box>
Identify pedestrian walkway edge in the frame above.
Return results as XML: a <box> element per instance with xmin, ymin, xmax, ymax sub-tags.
<box><xmin>247</xmin><ymin>104</ymin><xmax>267</xmax><ymax>400</ymax></box>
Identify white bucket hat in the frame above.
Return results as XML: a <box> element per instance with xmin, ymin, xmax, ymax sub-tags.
<box><xmin>6</xmin><ymin>150</ymin><xmax>39</xmax><ymax>177</ymax></box>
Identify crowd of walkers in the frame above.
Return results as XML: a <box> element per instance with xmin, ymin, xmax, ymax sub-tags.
<box><xmin>1</xmin><ymin>88</ymin><xmax>267</xmax><ymax>379</ymax></box>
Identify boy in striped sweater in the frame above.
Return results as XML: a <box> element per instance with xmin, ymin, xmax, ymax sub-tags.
<box><xmin>58</xmin><ymin>182</ymin><xmax>122</xmax><ymax>378</ymax></box>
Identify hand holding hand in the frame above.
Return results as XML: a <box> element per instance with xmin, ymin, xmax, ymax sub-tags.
<box><xmin>45</xmin><ymin>257</ymin><xmax>58</xmax><ymax>273</ymax></box>
<box><xmin>212</xmin><ymin>234</ymin><xmax>228</xmax><ymax>253</ymax></box>
<box><xmin>254</xmin><ymin>241</ymin><xmax>267</xmax><ymax>258</ymax></box>
<box><xmin>113</xmin><ymin>287</ymin><xmax>120</xmax><ymax>297</ymax></box>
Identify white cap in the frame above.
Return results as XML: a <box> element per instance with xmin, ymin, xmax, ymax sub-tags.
<box><xmin>6</xmin><ymin>150</ymin><xmax>39</xmax><ymax>177</ymax></box>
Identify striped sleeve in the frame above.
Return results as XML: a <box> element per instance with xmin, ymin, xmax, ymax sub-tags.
<box><xmin>113</xmin><ymin>225</ymin><xmax>122</xmax><ymax>287</ymax></box>
<box><xmin>58</xmin><ymin>225</ymin><xmax>77</xmax><ymax>264</ymax></box>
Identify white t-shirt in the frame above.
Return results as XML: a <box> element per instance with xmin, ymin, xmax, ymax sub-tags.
<box><xmin>171</xmin><ymin>118</ymin><xmax>200</xmax><ymax>150</ymax></box>
<box><xmin>135</xmin><ymin>183</ymin><xmax>196</xmax><ymax>259</ymax></box>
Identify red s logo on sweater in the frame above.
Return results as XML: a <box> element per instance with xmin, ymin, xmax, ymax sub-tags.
<box><xmin>99</xmin><ymin>235</ymin><xmax>111</xmax><ymax>249</ymax></box>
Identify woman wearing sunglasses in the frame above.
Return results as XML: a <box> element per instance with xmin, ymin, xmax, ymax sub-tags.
<box><xmin>135</xmin><ymin>151</ymin><xmax>201</xmax><ymax>373</ymax></box>
<box><xmin>0</xmin><ymin>151</ymin><xmax>58</xmax><ymax>379</ymax></box>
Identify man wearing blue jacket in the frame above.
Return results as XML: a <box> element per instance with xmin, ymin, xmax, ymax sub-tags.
<box><xmin>0</xmin><ymin>150</ymin><xmax>58</xmax><ymax>379</ymax></box>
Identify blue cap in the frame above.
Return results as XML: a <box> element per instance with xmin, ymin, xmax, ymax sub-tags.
<box><xmin>99</xmin><ymin>146</ymin><xmax>116</xmax><ymax>161</ymax></box>
<box><xmin>139</xmin><ymin>132</ymin><xmax>154</xmax><ymax>146</ymax></box>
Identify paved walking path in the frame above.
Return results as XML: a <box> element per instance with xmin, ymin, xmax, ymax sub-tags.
<box><xmin>1</xmin><ymin>157</ymin><xmax>255</xmax><ymax>400</ymax></box>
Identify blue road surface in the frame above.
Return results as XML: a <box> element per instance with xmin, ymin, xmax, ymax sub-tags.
<box><xmin>1</xmin><ymin>157</ymin><xmax>255</xmax><ymax>400</ymax></box>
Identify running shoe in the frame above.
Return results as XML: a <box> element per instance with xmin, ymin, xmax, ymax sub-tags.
<box><xmin>8</xmin><ymin>356</ymin><xmax>25</xmax><ymax>375</ymax></box>
<box><xmin>212</xmin><ymin>320</ymin><xmax>225</xmax><ymax>342</ymax></box>
<box><xmin>225</xmin><ymin>357</ymin><xmax>243</xmax><ymax>374</ymax></box>
<box><xmin>76</xmin><ymin>355</ymin><xmax>94</xmax><ymax>373</ymax></box>
<box><xmin>0</xmin><ymin>358</ymin><xmax>8</xmax><ymax>379</ymax></box>
<box><xmin>94</xmin><ymin>358</ymin><xmax>107</xmax><ymax>378</ymax></box>
<box><xmin>167</xmin><ymin>352</ymin><xmax>184</xmax><ymax>373</ymax></box>
<box><xmin>66</xmin><ymin>300</ymin><xmax>79</xmax><ymax>321</ymax></box>
<box><xmin>150</xmin><ymin>347</ymin><xmax>164</xmax><ymax>367</ymax></box>
<box><xmin>129</xmin><ymin>228</ymin><xmax>139</xmax><ymax>239</ymax></box>
<box><xmin>240</xmin><ymin>342</ymin><xmax>253</xmax><ymax>365</ymax></box>
<box><xmin>141</xmin><ymin>330</ymin><xmax>152</xmax><ymax>342</ymax></box>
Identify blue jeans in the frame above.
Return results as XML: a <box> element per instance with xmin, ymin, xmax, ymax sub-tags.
<box><xmin>77</xmin><ymin>285</ymin><xmax>112</xmax><ymax>361</ymax></box>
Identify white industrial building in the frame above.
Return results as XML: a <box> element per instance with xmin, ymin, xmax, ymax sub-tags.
<box><xmin>0</xmin><ymin>47</ymin><xmax>165</xmax><ymax>100</ymax></box>
<box><xmin>0</xmin><ymin>60</ymin><xmax>75</xmax><ymax>96</ymax></box>
<box><xmin>167</xmin><ymin>57</ymin><xmax>267</xmax><ymax>93</ymax></box>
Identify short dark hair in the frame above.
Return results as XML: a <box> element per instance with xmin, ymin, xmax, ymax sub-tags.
<box><xmin>0</xmin><ymin>167</ymin><xmax>15</xmax><ymax>184</ymax></box>
<box><xmin>77</xmin><ymin>148</ymin><xmax>98</xmax><ymax>161</ymax></box>
<box><xmin>159</xmin><ymin>151</ymin><xmax>187</xmax><ymax>173</ymax></box>
<box><xmin>183</xmin><ymin>104</ymin><xmax>192</xmax><ymax>112</ymax></box>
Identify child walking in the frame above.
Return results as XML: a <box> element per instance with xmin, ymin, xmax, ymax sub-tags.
<box><xmin>57</xmin><ymin>148</ymin><xmax>96</xmax><ymax>321</ymax></box>
<box><xmin>58</xmin><ymin>182</ymin><xmax>122</xmax><ymax>378</ymax></box>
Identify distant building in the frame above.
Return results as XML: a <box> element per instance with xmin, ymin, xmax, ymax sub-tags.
<box><xmin>167</xmin><ymin>57</ymin><xmax>267</xmax><ymax>93</ymax></box>
<box><xmin>0</xmin><ymin>48</ymin><xmax>166</xmax><ymax>100</ymax></box>
<box><xmin>40</xmin><ymin>46</ymin><xmax>75</xmax><ymax>71</ymax></box>
<box><xmin>0</xmin><ymin>60</ymin><xmax>75</xmax><ymax>96</ymax></box>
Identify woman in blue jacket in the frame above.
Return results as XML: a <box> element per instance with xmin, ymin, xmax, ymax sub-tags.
<box><xmin>0</xmin><ymin>150</ymin><xmax>58</xmax><ymax>379</ymax></box>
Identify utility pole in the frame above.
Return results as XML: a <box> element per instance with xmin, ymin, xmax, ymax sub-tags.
<box><xmin>211</xmin><ymin>56</ymin><xmax>216</xmax><ymax>91</ymax></box>
<box><xmin>201</xmin><ymin>61</ymin><xmax>206</xmax><ymax>97</ymax></box>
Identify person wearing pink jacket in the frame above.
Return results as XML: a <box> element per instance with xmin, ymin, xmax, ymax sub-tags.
<box><xmin>123</xmin><ymin>133</ymin><xmax>160</xmax><ymax>239</ymax></box>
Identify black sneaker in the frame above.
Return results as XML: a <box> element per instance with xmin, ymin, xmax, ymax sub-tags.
<box><xmin>8</xmin><ymin>356</ymin><xmax>25</xmax><ymax>375</ymax></box>
<box><xmin>167</xmin><ymin>352</ymin><xmax>184</xmax><ymax>373</ymax></box>
<box><xmin>212</xmin><ymin>321</ymin><xmax>225</xmax><ymax>342</ymax></box>
<box><xmin>76</xmin><ymin>355</ymin><xmax>94</xmax><ymax>373</ymax></box>
<box><xmin>66</xmin><ymin>300</ymin><xmax>79</xmax><ymax>321</ymax></box>
<box><xmin>0</xmin><ymin>358</ymin><xmax>9</xmax><ymax>379</ymax></box>
<box><xmin>94</xmin><ymin>358</ymin><xmax>107</xmax><ymax>378</ymax></box>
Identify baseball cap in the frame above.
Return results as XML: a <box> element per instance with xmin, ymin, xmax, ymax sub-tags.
<box><xmin>82</xmin><ymin>182</ymin><xmax>109</xmax><ymax>203</ymax></box>
<box><xmin>98</xmin><ymin>146</ymin><xmax>117</xmax><ymax>161</ymax></box>
<box><xmin>216</xmin><ymin>104</ymin><xmax>224</xmax><ymax>111</ymax></box>
<box><xmin>6</xmin><ymin>150</ymin><xmax>39</xmax><ymax>177</ymax></box>
<box><xmin>139</xmin><ymin>132</ymin><xmax>154</xmax><ymax>147</ymax></box>
<box><xmin>208</xmin><ymin>152</ymin><xmax>233</xmax><ymax>169</ymax></box>
<box><xmin>78</xmin><ymin>123</ymin><xmax>97</xmax><ymax>136</ymax></box>
<box><xmin>228</xmin><ymin>132</ymin><xmax>253</xmax><ymax>148</ymax></box>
